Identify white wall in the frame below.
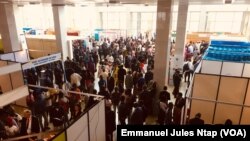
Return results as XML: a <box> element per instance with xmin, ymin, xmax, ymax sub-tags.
<box><xmin>13</xmin><ymin>4</ymin><xmax>250</xmax><ymax>36</ymax></box>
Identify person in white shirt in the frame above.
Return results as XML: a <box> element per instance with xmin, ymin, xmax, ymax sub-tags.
<box><xmin>70</xmin><ymin>72</ymin><xmax>82</xmax><ymax>87</ymax></box>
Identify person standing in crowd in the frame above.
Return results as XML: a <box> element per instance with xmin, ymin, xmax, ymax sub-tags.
<box><xmin>158</xmin><ymin>95</ymin><xmax>167</xmax><ymax>125</ymax></box>
<box><xmin>70</xmin><ymin>71</ymin><xmax>82</xmax><ymax>88</ymax></box>
<box><xmin>125</xmin><ymin>71</ymin><xmax>133</xmax><ymax>90</ymax></box>
<box><xmin>111</xmin><ymin>87</ymin><xmax>121</xmax><ymax>114</ymax></box>
<box><xmin>188</xmin><ymin>113</ymin><xmax>204</xmax><ymax>125</ymax></box>
<box><xmin>20</xmin><ymin>110</ymin><xmax>40</xmax><ymax>141</ymax></box>
<box><xmin>183</xmin><ymin>61</ymin><xmax>190</xmax><ymax>82</ymax></box>
<box><xmin>117</xmin><ymin>65</ymin><xmax>126</xmax><ymax>93</ymax></box>
<box><xmin>118</xmin><ymin>96</ymin><xmax>127</xmax><ymax>125</ymax></box>
<box><xmin>144</xmin><ymin>68</ymin><xmax>153</xmax><ymax>84</ymax></box>
<box><xmin>225</xmin><ymin>119</ymin><xmax>233</xmax><ymax>125</ymax></box>
<box><xmin>105</xmin><ymin>105</ymin><xmax>116</xmax><ymax>141</ymax></box>
<box><xmin>165</xmin><ymin>102</ymin><xmax>174</xmax><ymax>125</ymax></box>
<box><xmin>54</xmin><ymin>63</ymin><xmax>64</xmax><ymax>89</ymax></box>
<box><xmin>172</xmin><ymin>69</ymin><xmax>182</xmax><ymax>98</ymax></box>
<box><xmin>173</xmin><ymin>93</ymin><xmax>185</xmax><ymax>125</ymax></box>
<box><xmin>159</xmin><ymin>86</ymin><xmax>170</xmax><ymax>104</ymax></box>
<box><xmin>98</xmin><ymin>75</ymin><xmax>107</xmax><ymax>90</ymax></box>
<box><xmin>130</xmin><ymin>101</ymin><xmax>146</xmax><ymax>125</ymax></box>
<box><xmin>70</xmin><ymin>103</ymin><xmax>82</xmax><ymax>121</ymax></box>
<box><xmin>107</xmin><ymin>73</ymin><xmax>115</xmax><ymax>93</ymax></box>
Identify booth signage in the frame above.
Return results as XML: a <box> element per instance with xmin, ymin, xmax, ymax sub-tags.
<box><xmin>23</xmin><ymin>53</ymin><xmax>61</xmax><ymax>70</ymax></box>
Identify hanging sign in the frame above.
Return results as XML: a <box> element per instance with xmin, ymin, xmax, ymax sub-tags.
<box><xmin>22</xmin><ymin>53</ymin><xmax>61</xmax><ymax>70</ymax></box>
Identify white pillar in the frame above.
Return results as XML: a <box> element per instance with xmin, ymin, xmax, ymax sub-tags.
<box><xmin>154</xmin><ymin>0</ymin><xmax>173</xmax><ymax>89</ymax></box>
<box><xmin>174</xmin><ymin>0</ymin><xmax>189</xmax><ymax>70</ymax></box>
<box><xmin>0</xmin><ymin>3</ymin><xmax>20</xmax><ymax>52</ymax></box>
<box><xmin>52</xmin><ymin>4</ymin><xmax>68</xmax><ymax>60</ymax></box>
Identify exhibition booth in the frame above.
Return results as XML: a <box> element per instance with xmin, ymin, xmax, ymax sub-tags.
<box><xmin>0</xmin><ymin>60</ymin><xmax>29</xmax><ymax>108</ymax></box>
<box><xmin>0</xmin><ymin>52</ymin><xmax>106</xmax><ymax>141</ymax></box>
<box><xmin>183</xmin><ymin>40</ymin><xmax>250</xmax><ymax>125</ymax></box>
<box><xmin>25</xmin><ymin>35</ymin><xmax>90</xmax><ymax>60</ymax></box>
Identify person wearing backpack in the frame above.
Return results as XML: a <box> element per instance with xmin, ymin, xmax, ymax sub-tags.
<box><xmin>183</xmin><ymin>60</ymin><xmax>191</xmax><ymax>82</ymax></box>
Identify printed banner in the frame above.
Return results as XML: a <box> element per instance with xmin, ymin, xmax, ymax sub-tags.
<box><xmin>22</xmin><ymin>53</ymin><xmax>61</xmax><ymax>70</ymax></box>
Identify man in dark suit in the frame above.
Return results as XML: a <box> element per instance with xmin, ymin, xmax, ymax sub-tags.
<box><xmin>188</xmin><ymin>113</ymin><xmax>205</xmax><ymax>125</ymax></box>
<box><xmin>20</xmin><ymin>109</ymin><xmax>40</xmax><ymax>140</ymax></box>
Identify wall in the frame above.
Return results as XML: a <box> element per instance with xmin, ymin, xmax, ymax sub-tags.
<box><xmin>13</xmin><ymin>4</ymin><xmax>250</xmax><ymax>38</ymax></box>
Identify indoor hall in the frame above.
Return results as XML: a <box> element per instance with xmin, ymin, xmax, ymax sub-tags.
<box><xmin>0</xmin><ymin>0</ymin><xmax>250</xmax><ymax>141</ymax></box>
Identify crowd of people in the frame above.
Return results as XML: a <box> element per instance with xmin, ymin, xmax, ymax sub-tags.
<box><xmin>0</xmin><ymin>35</ymin><xmax>211</xmax><ymax>141</ymax></box>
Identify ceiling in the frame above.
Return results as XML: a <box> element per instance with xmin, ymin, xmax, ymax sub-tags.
<box><xmin>1</xmin><ymin>0</ymin><xmax>250</xmax><ymax>6</ymax></box>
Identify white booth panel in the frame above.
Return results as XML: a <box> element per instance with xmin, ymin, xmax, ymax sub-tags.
<box><xmin>0</xmin><ymin>53</ymin><xmax>15</xmax><ymax>61</ymax></box>
<box><xmin>89</xmin><ymin>100</ymin><xmax>106</xmax><ymax>141</ymax></box>
<box><xmin>242</xmin><ymin>64</ymin><xmax>250</xmax><ymax>78</ymax></box>
<box><xmin>14</xmin><ymin>50</ymin><xmax>29</xmax><ymax>63</ymax></box>
<box><xmin>221</xmin><ymin>62</ymin><xmax>244</xmax><ymax>77</ymax></box>
<box><xmin>201</xmin><ymin>60</ymin><xmax>222</xmax><ymax>75</ymax></box>
<box><xmin>96</xmin><ymin>100</ymin><xmax>105</xmax><ymax>141</ymax></box>
<box><xmin>66</xmin><ymin>114</ymin><xmax>88</xmax><ymax>141</ymax></box>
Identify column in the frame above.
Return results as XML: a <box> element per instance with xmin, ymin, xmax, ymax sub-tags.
<box><xmin>174</xmin><ymin>0</ymin><xmax>189</xmax><ymax>69</ymax></box>
<box><xmin>52</xmin><ymin>3</ymin><xmax>68</xmax><ymax>60</ymax></box>
<box><xmin>0</xmin><ymin>3</ymin><xmax>20</xmax><ymax>53</ymax></box>
<box><xmin>154</xmin><ymin>0</ymin><xmax>173</xmax><ymax>90</ymax></box>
